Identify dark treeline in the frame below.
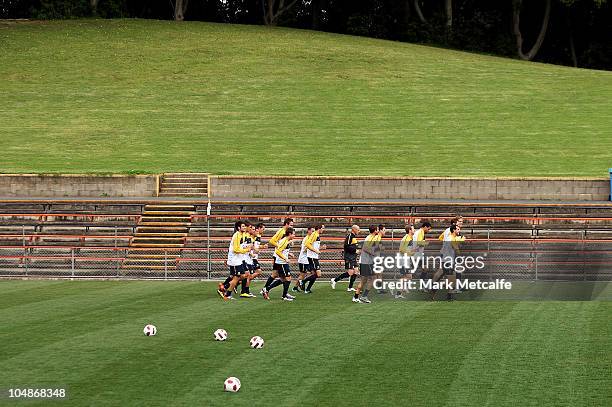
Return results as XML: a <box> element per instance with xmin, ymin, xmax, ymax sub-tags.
<box><xmin>2</xmin><ymin>0</ymin><xmax>611</xmax><ymax>70</ymax></box>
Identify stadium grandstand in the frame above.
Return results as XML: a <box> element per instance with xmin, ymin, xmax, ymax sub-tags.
<box><xmin>2</xmin><ymin>199</ymin><xmax>611</xmax><ymax>281</ymax></box>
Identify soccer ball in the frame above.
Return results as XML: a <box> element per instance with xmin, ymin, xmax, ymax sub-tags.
<box><xmin>214</xmin><ymin>329</ymin><xmax>228</xmax><ymax>341</ymax></box>
<box><xmin>224</xmin><ymin>377</ymin><xmax>241</xmax><ymax>392</ymax></box>
<box><xmin>143</xmin><ymin>324</ymin><xmax>157</xmax><ymax>336</ymax></box>
<box><xmin>250</xmin><ymin>336</ymin><xmax>264</xmax><ymax>349</ymax></box>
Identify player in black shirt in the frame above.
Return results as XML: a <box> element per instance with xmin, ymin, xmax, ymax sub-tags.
<box><xmin>330</xmin><ymin>225</ymin><xmax>361</xmax><ymax>291</ymax></box>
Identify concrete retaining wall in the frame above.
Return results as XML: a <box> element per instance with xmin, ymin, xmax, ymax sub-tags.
<box><xmin>1</xmin><ymin>174</ymin><xmax>609</xmax><ymax>201</ymax></box>
<box><xmin>210</xmin><ymin>176</ymin><xmax>610</xmax><ymax>201</ymax></box>
<box><xmin>0</xmin><ymin>174</ymin><xmax>157</xmax><ymax>197</ymax></box>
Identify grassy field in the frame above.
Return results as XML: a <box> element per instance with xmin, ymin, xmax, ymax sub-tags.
<box><xmin>1</xmin><ymin>19</ymin><xmax>612</xmax><ymax>177</ymax></box>
<box><xmin>1</xmin><ymin>280</ymin><xmax>611</xmax><ymax>406</ymax></box>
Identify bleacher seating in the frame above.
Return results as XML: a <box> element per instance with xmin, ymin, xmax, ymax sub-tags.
<box><xmin>1</xmin><ymin>200</ymin><xmax>611</xmax><ymax>280</ymax></box>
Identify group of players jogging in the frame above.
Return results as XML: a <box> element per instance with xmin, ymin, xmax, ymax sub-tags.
<box><xmin>217</xmin><ymin>216</ymin><xmax>465</xmax><ymax>302</ymax></box>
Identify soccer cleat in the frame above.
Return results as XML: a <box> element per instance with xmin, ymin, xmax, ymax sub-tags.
<box><xmin>292</xmin><ymin>286</ymin><xmax>300</xmax><ymax>292</ymax></box>
<box><xmin>394</xmin><ymin>294</ymin><xmax>405</xmax><ymax>299</ymax></box>
<box><xmin>352</xmin><ymin>297</ymin><xmax>361</xmax><ymax>303</ymax></box>
<box><xmin>240</xmin><ymin>293</ymin><xmax>251</xmax><ymax>298</ymax></box>
<box><xmin>259</xmin><ymin>288</ymin><xmax>265</xmax><ymax>295</ymax></box>
<box><xmin>330</xmin><ymin>279</ymin><xmax>336</xmax><ymax>289</ymax></box>
<box><xmin>304</xmin><ymin>290</ymin><xmax>312</xmax><ymax>294</ymax></box>
<box><xmin>359</xmin><ymin>297</ymin><xmax>371</xmax><ymax>304</ymax></box>
<box><xmin>285</xmin><ymin>293</ymin><xmax>296</xmax><ymax>300</ymax></box>
<box><xmin>282</xmin><ymin>296</ymin><xmax>294</xmax><ymax>301</ymax></box>
<box><xmin>347</xmin><ymin>287</ymin><xmax>356</xmax><ymax>292</ymax></box>
<box><xmin>247</xmin><ymin>293</ymin><xmax>257</xmax><ymax>298</ymax></box>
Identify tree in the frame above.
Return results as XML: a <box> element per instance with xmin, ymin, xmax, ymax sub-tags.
<box><xmin>512</xmin><ymin>0</ymin><xmax>552</xmax><ymax>60</ymax></box>
<box><xmin>90</xmin><ymin>0</ymin><xmax>99</xmax><ymax>15</ymax></box>
<box><xmin>174</xmin><ymin>0</ymin><xmax>189</xmax><ymax>21</ymax></box>
<box><xmin>263</xmin><ymin>0</ymin><xmax>299</xmax><ymax>26</ymax></box>
<box><xmin>445</xmin><ymin>0</ymin><xmax>452</xmax><ymax>28</ymax></box>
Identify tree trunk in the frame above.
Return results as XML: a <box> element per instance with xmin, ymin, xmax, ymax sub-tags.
<box><xmin>565</xmin><ymin>10</ymin><xmax>578</xmax><ymax>67</ymax></box>
<box><xmin>568</xmin><ymin>28</ymin><xmax>577</xmax><ymax>68</ymax></box>
<box><xmin>414</xmin><ymin>0</ymin><xmax>427</xmax><ymax>24</ymax></box>
<box><xmin>312</xmin><ymin>0</ymin><xmax>321</xmax><ymax>30</ymax></box>
<box><xmin>445</xmin><ymin>0</ymin><xmax>452</xmax><ymax>28</ymax></box>
<box><xmin>263</xmin><ymin>0</ymin><xmax>298</xmax><ymax>26</ymax></box>
<box><xmin>512</xmin><ymin>0</ymin><xmax>551</xmax><ymax>61</ymax></box>
<box><xmin>90</xmin><ymin>0</ymin><xmax>99</xmax><ymax>15</ymax></box>
<box><xmin>175</xmin><ymin>0</ymin><xmax>189</xmax><ymax>21</ymax></box>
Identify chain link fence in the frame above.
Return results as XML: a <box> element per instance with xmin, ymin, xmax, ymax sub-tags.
<box><xmin>1</xmin><ymin>226</ymin><xmax>611</xmax><ymax>281</ymax></box>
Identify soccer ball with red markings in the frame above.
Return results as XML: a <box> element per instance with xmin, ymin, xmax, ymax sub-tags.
<box><xmin>250</xmin><ymin>336</ymin><xmax>264</xmax><ymax>349</ymax></box>
<box><xmin>224</xmin><ymin>377</ymin><xmax>241</xmax><ymax>392</ymax></box>
<box><xmin>143</xmin><ymin>324</ymin><xmax>157</xmax><ymax>336</ymax></box>
<box><xmin>214</xmin><ymin>329</ymin><xmax>228</xmax><ymax>341</ymax></box>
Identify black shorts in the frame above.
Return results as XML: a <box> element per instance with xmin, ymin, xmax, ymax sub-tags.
<box><xmin>307</xmin><ymin>257</ymin><xmax>320</xmax><ymax>271</ymax></box>
<box><xmin>298</xmin><ymin>263</ymin><xmax>311</xmax><ymax>273</ymax></box>
<box><xmin>344</xmin><ymin>254</ymin><xmax>357</xmax><ymax>270</ymax></box>
<box><xmin>251</xmin><ymin>259</ymin><xmax>261</xmax><ymax>270</ymax></box>
<box><xmin>275</xmin><ymin>263</ymin><xmax>291</xmax><ymax>278</ymax></box>
<box><xmin>272</xmin><ymin>262</ymin><xmax>282</xmax><ymax>272</ymax></box>
<box><xmin>229</xmin><ymin>264</ymin><xmax>245</xmax><ymax>276</ymax></box>
<box><xmin>359</xmin><ymin>263</ymin><xmax>374</xmax><ymax>277</ymax></box>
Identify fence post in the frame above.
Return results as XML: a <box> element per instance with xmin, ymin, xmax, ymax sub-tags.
<box><xmin>487</xmin><ymin>229</ymin><xmax>492</xmax><ymax>281</ymax></box>
<box><xmin>117</xmin><ymin>249</ymin><xmax>121</xmax><ymax>278</ymax></box>
<box><xmin>24</xmin><ymin>245</ymin><xmax>28</xmax><ymax>277</ymax></box>
<box><xmin>582</xmin><ymin>231</ymin><xmax>586</xmax><ymax>281</ymax></box>
<box><xmin>164</xmin><ymin>250</ymin><xmax>168</xmax><ymax>281</ymax></box>
<box><xmin>207</xmin><ymin>202</ymin><xmax>211</xmax><ymax>280</ymax></box>
<box><xmin>22</xmin><ymin>224</ymin><xmax>26</xmax><ymax>247</ymax></box>
<box><xmin>534</xmin><ymin>239</ymin><xmax>538</xmax><ymax>281</ymax></box>
<box><xmin>71</xmin><ymin>248</ymin><xmax>75</xmax><ymax>280</ymax></box>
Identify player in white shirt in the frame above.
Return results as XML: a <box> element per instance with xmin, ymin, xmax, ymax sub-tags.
<box><xmin>302</xmin><ymin>224</ymin><xmax>326</xmax><ymax>294</ymax></box>
<box><xmin>293</xmin><ymin>226</ymin><xmax>314</xmax><ymax>292</ymax></box>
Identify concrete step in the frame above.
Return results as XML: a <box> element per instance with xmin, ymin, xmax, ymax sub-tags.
<box><xmin>158</xmin><ymin>193</ymin><xmax>208</xmax><ymax>198</ymax></box>
<box><xmin>140</xmin><ymin>216</ymin><xmax>191</xmax><ymax>221</ymax></box>
<box><xmin>145</xmin><ymin>205</ymin><xmax>195</xmax><ymax>210</ymax></box>
<box><xmin>162</xmin><ymin>172</ymin><xmax>209</xmax><ymax>177</ymax></box>
<box><xmin>136</xmin><ymin>226</ymin><xmax>189</xmax><ymax>232</ymax></box>
<box><xmin>161</xmin><ymin>182</ymin><xmax>207</xmax><ymax>188</ymax></box>
<box><xmin>159</xmin><ymin>188</ymin><xmax>208</xmax><ymax>193</ymax></box>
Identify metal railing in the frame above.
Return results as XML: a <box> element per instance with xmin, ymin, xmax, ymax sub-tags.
<box><xmin>1</xmin><ymin>232</ymin><xmax>611</xmax><ymax>281</ymax></box>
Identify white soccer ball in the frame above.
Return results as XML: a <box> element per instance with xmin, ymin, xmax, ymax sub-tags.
<box><xmin>214</xmin><ymin>328</ymin><xmax>228</xmax><ymax>341</ymax></box>
<box><xmin>250</xmin><ymin>335</ymin><xmax>264</xmax><ymax>349</ymax></box>
<box><xmin>143</xmin><ymin>324</ymin><xmax>157</xmax><ymax>336</ymax></box>
<box><xmin>224</xmin><ymin>377</ymin><xmax>241</xmax><ymax>392</ymax></box>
